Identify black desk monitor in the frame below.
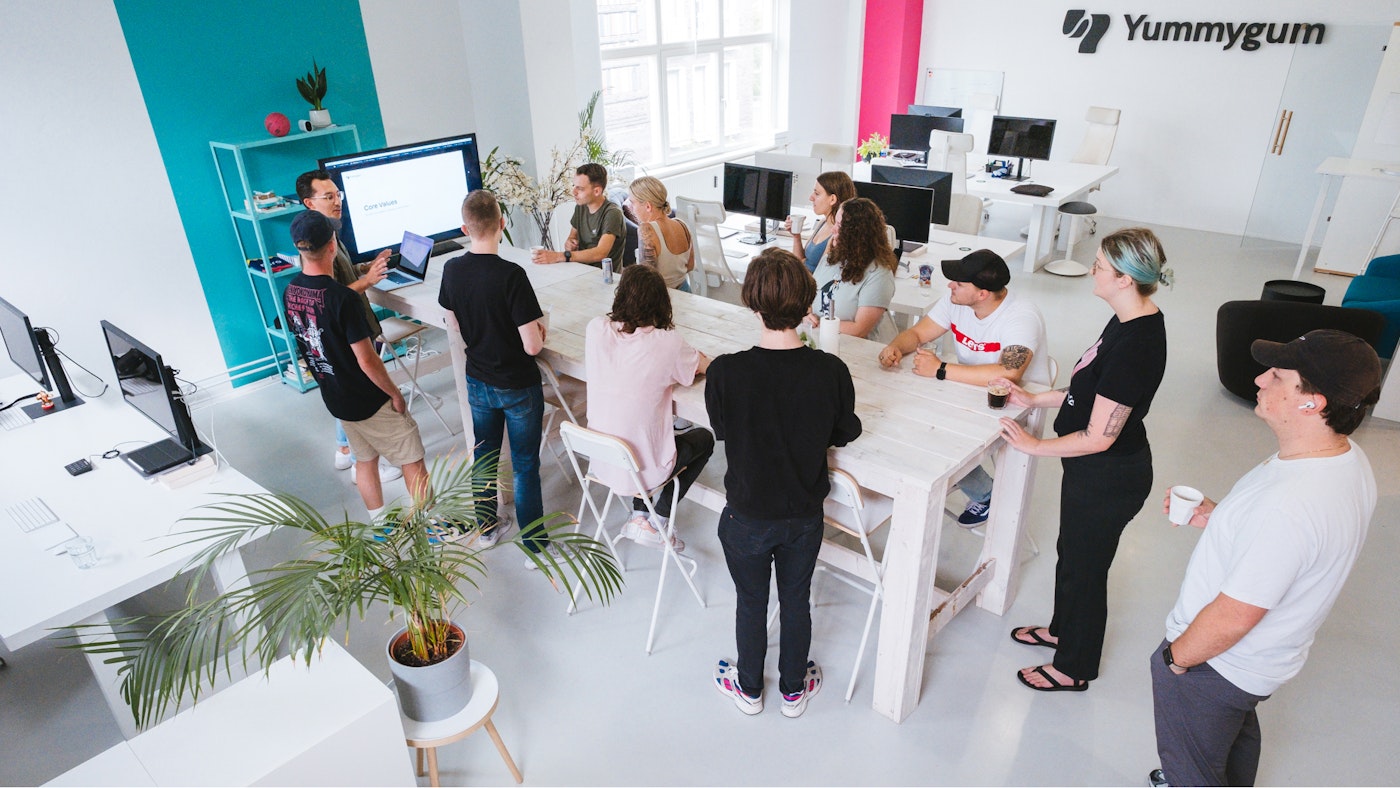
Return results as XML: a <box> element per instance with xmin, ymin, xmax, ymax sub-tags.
<box><xmin>908</xmin><ymin>104</ymin><xmax>962</xmax><ymax>118</ymax></box>
<box><xmin>889</xmin><ymin>114</ymin><xmax>965</xmax><ymax>153</ymax></box>
<box><xmin>320</xmin><ymin>133</ymin><xmax>484</xmax><ymax>263</ymax></box>
<box><xmin>723</xmin><ymin>162</ymin><xmax>793</xmax><ymax>245</ymax></box>
<box><xmin>854</xmin><ymin>180</ymin><xmax>935</xmax><ymax>249</ymax></box>
<box><xmin>100</xmin><ymin>320</ymin><xmax>212</xmax><ymax>476</ymax></box>
<box><xmin>870</xmin><ymin>165</ymin><xmax>952</xmax><ymax>226</ymax></box>
<box><xmin>987</xmin><ymin>116</ymin><xmax>1057</xmax><ymax>181</ymax></box>
<box><xmin>0</xmin><ymin>295</ymin><xmax>82</xmax><ymax>419</ymax></box>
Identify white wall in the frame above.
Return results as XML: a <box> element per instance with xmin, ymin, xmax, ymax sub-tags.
<box><xmin>919</xmin><ymin>1</ymin><xmax>1400</xmax><ymax>237</ymax></box>
<box><xmin>0</xmin><ymin>2</ymin><xmax>226</xmax><ymax>386</ymax></box>
<box><xmin>787</xmin><ymin>0</ymin><xmax>864</xmax><ymax>158</ymax></box>
<box><xmin>360</xmin><ymin>0</ymin><xmax>477</xmax><ymax>146</ymax></box>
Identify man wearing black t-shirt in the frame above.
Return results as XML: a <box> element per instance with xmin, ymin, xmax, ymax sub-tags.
<box><xmin>439</xmin><ymin>190</ymin><xmax>549</xmax><ymax>555</ymax></box>
<box><xmin>284</xmin><ymin>211</ymin><xmax>429</xmax><ymax>518</ymax></box>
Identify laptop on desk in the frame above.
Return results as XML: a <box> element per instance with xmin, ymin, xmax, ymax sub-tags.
<box><xmin>373</xmin><ymin>231</ymin><xmax>432</xmax><ymax>292</ymax></box>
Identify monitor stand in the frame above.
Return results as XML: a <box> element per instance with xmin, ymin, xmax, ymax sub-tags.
<box><xmin>124</xmin><ymin>437</ymin><xmax>213</xmax><ymax>477</ymax></box>
<box><xmin>20</xmin><ymin>396</ymin><xmax>83</xmax><ymax>420</ymax></box>
<box><xmin>1006</xmin><ymin>157</ymin><xmax>1032</xmax><ymax>182</ymax></box>
<box><xmin>740</xmin><ymin>218</ymin><xmax>777</xmax><ymax>245</ymax></box>
<box><xmin>21</xmin><ymin>330</ymin><xmax>83</xmax><ymax>419</ymax></box>
<box><xmin>430</xmin><ymin>238</ymin><xmax>463</xmax><ymax>256</ymax></box>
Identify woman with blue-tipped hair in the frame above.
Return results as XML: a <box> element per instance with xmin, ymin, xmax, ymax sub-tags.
<box><xmin>992</xmin><ymin>227</ymin><xmax>1174</xmax><ymax>692</ymax></box>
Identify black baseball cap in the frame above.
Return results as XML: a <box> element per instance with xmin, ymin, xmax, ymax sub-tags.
<box><xmin>290</xmin><ymin>210</ymin><xmax>335</xmax><ymax>251</ymax></box>
<box><xmin>1251</xmin><ymin>329</ymin><xmax>1381</xmax><ymax>408</ymax></box>
<box><xmin>941</xmin><ymin>249</ymin><xmax>1010</xmax><ymax>292</ymax></box>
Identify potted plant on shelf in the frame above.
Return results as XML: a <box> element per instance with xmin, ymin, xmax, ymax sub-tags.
<box><xmin>857</xmin><ymin>132</ymin><xmax>889</xmax><ymax>162</ymax></box>
<box><xmin>66</xmin><ymin>452</ymin><xmax>623</xmax><ymax>729</ymax></box>
<box><xmin>295</xmin><ymin>59</ymin><xmax>332</xmax><ymax>129</ymax></box>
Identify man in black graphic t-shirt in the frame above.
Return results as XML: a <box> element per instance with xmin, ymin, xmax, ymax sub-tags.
<box><xmin>285</xmin><ymin>211</ymin><xmax>428</xmax><ymax>517</ymax></box>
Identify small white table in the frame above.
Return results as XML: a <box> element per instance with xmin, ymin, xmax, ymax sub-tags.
<box><xmin>399</xmin><ymin>661</ymin><xmax>522</xmax><ymax>788</ymax></box>
<box><xmin>1292</xmin><ymin>156</ymin><xmax>1400</xmax><ymax>278</ymax></box>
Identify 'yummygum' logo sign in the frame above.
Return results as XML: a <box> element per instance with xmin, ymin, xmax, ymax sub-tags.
<box><xmin>1064</xmin><ymin>11</ymin><xmax>1326</xmax><ymax>53</ymax></box>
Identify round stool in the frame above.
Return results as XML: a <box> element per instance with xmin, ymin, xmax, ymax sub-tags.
<box><xmin>1261</xmin><ymin>279</ymin><xmax>1325</xmax><ymax>304</ymax></box>
<box><xmin>1044</xmin><ymin>201</ymin><xmax>1098</xmax><ymax>277</ymax></box>
<box><xmin>399</xmin><ymin>661</ymin><xmax>522</xmax><ymax>787</ymax></box>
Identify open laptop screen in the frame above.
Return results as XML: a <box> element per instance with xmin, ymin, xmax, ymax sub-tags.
<box><xmin>399</xmin><ymin>231</ymin><xmax>433</xmax><ymax>277</ymax></box>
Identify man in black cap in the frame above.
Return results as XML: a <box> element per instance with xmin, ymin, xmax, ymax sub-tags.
<box><xmin>283</xmin><ymin>210</ymin><xmax>429</xmax><ymax>519</ymax></box>
<box><xmin>877</xmin><ymin>248</ymin><xmax>1049</xmax><ymax>525</ymax></box>
<box><xmin>1149</xmin><ymin>329</ymin><xmax>1380</xmax><ymax>787</ymax></box>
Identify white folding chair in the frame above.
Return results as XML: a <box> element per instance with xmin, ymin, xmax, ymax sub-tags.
<box><xmin>379</xmin><ymin>318</ymin><xmax>456</xmax><ymax>435</ymax></box>
<box><xmin>557</xmin><ymin>421</ymin><xmax>705</xmax><ymax>654</ymax></box>
<box><xmin>537</xmin><ymin>359</ymin><xmax>585</xmax><ymax>484</ymax></box>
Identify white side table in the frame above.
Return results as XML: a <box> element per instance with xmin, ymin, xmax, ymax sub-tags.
<box><xmin>399</xmin><ymin>661</ymin><xmax>522</xmax><ymax>787</ymax></box>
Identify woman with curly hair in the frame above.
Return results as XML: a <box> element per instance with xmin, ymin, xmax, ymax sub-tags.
<box><xmin>585</xmin><ymin>265</ymin><xmax>713</xmax><ymax>551</ymax></box>
<box><xmin>786</xmin><ymin>171</ymin><xmax>857</xmax><ymax>273</ymax></box>
<box><xmin>808</xmin><ymin>197</ymin><xmax>898</xmax><ymax>342</ymax></box>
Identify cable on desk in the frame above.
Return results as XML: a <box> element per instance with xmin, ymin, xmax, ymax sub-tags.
<box><xmin>38</xmin><ymin>326</ymin><xmax>110</xmax><ymax>398</ymax></box>
<box><xmin>0</xmin><ymin>393</ymin><xmax>39</xmax><ymax>412</ymax></box>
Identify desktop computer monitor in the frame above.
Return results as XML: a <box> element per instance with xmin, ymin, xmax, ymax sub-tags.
<box><xmin>0</xmin><ymin>294</ymin><xmax>82</xmax><ymax>418</ymax></box>
<box><xmin>889</xmin><ymin>114</ymin><xmax>966</xmax><ymax>154</ymax></box>
<box><xmin>854</xmin><ymin>180</ymin><xmax>935</xmax><ymax>248</ymax></box>
<box><xmin>871</xmin><ymin>165</ymin><xmax>952</xmax><ymax>226</ymax></box>
<box><xmin>723</xmin><ymin>162</ymin><xmax>793</xmax><ymax>244</ymax></box>
<box><xmin>987</xmin><ymin>116</ymin><xmax>1057</xmax><ymax>180</ymax></box>
<box><xmin>753</xmin><ymin>152</ymin><xmax>821</xmax><ymax>207</ymax></box>
<box><xmin>100</xmin><ymin>320</ymin><xmax>212</xmax><ymax>476</ymax></box>
<box><xmin>907</xmin><ymin>104</ymin><xmax>962</xmax><ymax>118</ymax></box>
<box><xmin>319</xmin><ymin>133</ymin><xmax>484</xmax><ymax>263</ymax></box>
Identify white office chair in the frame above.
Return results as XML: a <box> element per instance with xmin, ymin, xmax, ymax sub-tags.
<box><xmin>1069</xmin><ymin>106</ymin><xmax>1121</xmax><ymax>236</ymax></box>
<box><xmin>936</xmin><ymin>193</ymin><xmax>985</xmax><ymax>236</ymax></box>
<box><xmin>536</xmin><ymin>359</ymin><xmax>586</xmax><ymax>484</ymax></box>
<box><xmin>965</xmin><ymin>93</ymin><xmax>1000</xmax><ymax>222</ymax></box>
<box><xmin>810</xmin><ymin>143</ymin><xmax>855</xmax><ymax>175</ymax></box>
<box><xmin>675</xmin><ymin>196</ymin><xmax>740</xmax><ymax>293</ymax></box>
<box><xmin>926</xmin><ymin>131</ymin><xmax>974</xmax><ymax>194</ymax></box>
<box><xmin>379</xmin><ymin>318</ymin><xmax>456</xmax><ymax>435</ymax></box>
<box><xmin>557</xmin><ymin>421</ymin><xmax>706</xmax><ymax>654</ymax></box>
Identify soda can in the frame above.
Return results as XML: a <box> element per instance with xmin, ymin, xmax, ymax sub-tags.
<box><xmin>603</xmin><ymin>257</ymin><xmax>614</xmax><ymax>283</ymax></box>
<box><xmin>918</xmin><ymin>264</ymin><xmax>933</xmax><ymax>287</ymax></box>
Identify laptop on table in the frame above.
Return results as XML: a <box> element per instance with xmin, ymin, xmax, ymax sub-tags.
<box><xmin>373</xmin><ymin>230</ymin><xmax>433</xmax><ymax>292</ymax></box>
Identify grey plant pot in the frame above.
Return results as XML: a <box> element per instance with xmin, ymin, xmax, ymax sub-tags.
<box><xmin>386</xmin><ymin>624</ymin><xmax>473</xmax><ymax>722</ymax></box>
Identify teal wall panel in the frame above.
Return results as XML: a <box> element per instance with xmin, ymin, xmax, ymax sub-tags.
<box><xmin>113</xmin><ymin>0</ymin><xmax>386</xmax><ymax>382</ymax></box>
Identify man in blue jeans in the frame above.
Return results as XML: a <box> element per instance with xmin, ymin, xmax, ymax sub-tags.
<box><xmin>705</xmin><ymin>249</ymin><xmax>863</xmax><ymax>718</ymax></box>
<box><xmin>438</xmin><ymin>190</ymin><xmax>548</xmax><ymax>556</ymax></box>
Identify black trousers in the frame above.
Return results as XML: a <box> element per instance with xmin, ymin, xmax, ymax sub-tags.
<box><xmin>631</xmin><ymin>428</ymin><xmax>715</xmax><ymax>517</ymax></box>
<box><xmin>1049</xmin><ymin>445</ymin><xmax>1153</xmax><ymax>681</ymax></box>
<box><xmin>718</xmin><ymin>507</ymin><xmax>823</xmax><ymax>696</ymax></box>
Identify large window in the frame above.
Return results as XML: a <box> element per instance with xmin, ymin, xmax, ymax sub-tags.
<box><xmin>598</xmin><ymin>0</ymin><xmax>779</xmax><ymax>168</ymax></box>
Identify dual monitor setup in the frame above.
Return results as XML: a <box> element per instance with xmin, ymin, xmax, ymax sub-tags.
<box><xmin>0</xmin><ymin>295</ymin><xmax>210</xmax><ymax>477</ymax></box>
<box><xmin>889</xmin><ymin>103</ymin><xmax>1058</xmax><ymax>182</ymax></box>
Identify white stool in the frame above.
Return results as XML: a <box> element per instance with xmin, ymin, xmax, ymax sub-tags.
<box><xmin>380</xmin><ymin>317</ymin><xmax>456</xmax><ymax>435</ymax></box>
<box><xmin>1044</xmin><ymin>201</ymin><xmax>1097</xmax><ymax>277</ymax></box>
<box><xmin>399</xmin><ymin>660</ymin><xmax>522</xmax><ymax>787</ymax></box>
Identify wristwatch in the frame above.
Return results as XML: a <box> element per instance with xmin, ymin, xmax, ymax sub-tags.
<box><xmin>936</xmin><ymin>361</ymin><xmax>948</xmax><ymax>381</ymax></box>
<box><xmin>1162</xmin><ymin>642</ymin><xmax>1186</xmax><ymax>672</ymax></box>
<box><xmin>564</xmin><ymin>250</ymin><xmax>571</xmax><ymax>262</ymax></box>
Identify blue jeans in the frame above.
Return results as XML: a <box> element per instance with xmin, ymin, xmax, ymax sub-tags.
<box><xmin>958</xmin><ymin>465</ymin><xmax>994</xmax><ymax>506</ymax></box>
<box><xmin>466</xmin><ymin>377</ymin><xmax>545</xmax><ymax>551</ymax></box>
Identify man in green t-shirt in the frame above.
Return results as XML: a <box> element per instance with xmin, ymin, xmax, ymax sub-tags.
<box><xmin>531</xmin><ymin>163</ymin><xmax>625</xmax><ymax>267</ymax></box>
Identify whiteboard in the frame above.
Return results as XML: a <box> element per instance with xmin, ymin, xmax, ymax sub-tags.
<box><xmin>922</xmin><ymin>69</ymin><xmax>1004</xmax><ymax>112</ymax></box>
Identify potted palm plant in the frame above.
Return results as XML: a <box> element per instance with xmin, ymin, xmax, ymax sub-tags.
<box><xmin>67</xmin><ymin>452</ymin><xmax>622</xmax><ymax>729</ymax></box>
<box><xmin>296</xmin><ymin>59</ymin><xmax>332</xmax><ymax>129</ymax></box>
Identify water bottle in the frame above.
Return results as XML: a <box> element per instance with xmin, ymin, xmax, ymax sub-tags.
<box><xmin>603</xmin><ymin>257</ymin><xmax>614</xmax><ymax>284</ymax></box>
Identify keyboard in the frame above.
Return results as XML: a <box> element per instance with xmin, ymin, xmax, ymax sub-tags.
<box><xmin>385</xmin><ymin>271</ymin><xmax>412</xmax><ymax>284</ymax></box>
<box><xmin>7</xmin><ymin>497</ymin><xmax>57</xmax><ymax>532</ymax></box>
<box><xmin>0</xmin><ymin>407</ymin><xmax>32</xmax><ymax>430</ymax></box>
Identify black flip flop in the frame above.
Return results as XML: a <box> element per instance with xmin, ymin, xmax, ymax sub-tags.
<box><xmin>1010</xmin><ymin>626</ymin><xmax>1058</xmax><ymax>649</ymax></box>
<box><xmin>1017</xmin><ymin>665</ymin><xmax>1088</xmax><ymax>692</ymax></box>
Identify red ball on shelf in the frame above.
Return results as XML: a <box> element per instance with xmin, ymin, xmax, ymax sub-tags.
<box><xmin>265</xmin><ymin>112</ymin><xmax>291</xmax><ymax>137</ymax></box>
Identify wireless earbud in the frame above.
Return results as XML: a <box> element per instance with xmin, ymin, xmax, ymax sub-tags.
<box><xmin>1299</xmin><ymin>401</ymin><xmax>1317</xmax><ymax>410</ymax></box>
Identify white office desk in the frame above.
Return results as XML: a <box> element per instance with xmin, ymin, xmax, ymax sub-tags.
<box><xmin>1293</xmin><ymin>156</ymin><xmax>1400</xmax><ymax>278</ymax></box>
<box><xmin>854</xmin><ymin>159</ymin><xmax>1118</xmax><ymax>273</ymax></box>
<box><xmin>0</xmin><ymin>375</ymin><xmax>267</xmax><ymax>739</ymax></box>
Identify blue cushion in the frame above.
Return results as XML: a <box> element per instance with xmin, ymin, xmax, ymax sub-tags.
<box><xmin>1343</xmin><ymin>276</ymin><xmax>1400</xmax><ymax>304</ymax></box>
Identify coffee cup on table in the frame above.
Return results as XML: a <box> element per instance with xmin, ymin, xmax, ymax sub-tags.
<box><xmin>987</xmin><ymin>381</ymin><xmax>1010</xmax><ymax>409</ymax></box>
<box><xmin>788</xmin><ymin>214</ymin><xmax>806</xmax><ymax>235</ymax></box>
<box><xmin>1168</xmin><ymin>486</ymin><xmax>1204</xmax><ymax>526</ymax></box>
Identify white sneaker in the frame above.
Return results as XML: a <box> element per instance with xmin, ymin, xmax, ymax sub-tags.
<box><xmin>351</xmin><ymin>459</ymin><xmax>404</xmax><ymax>483</ymax></box>
<box><xmin>334</xmin><ymin>449</ymin><xmax>353</xmax><ymax>470</ymax></box>
<box><xmin>780</xmin><ymin>661</ymin><xmax>822</xmax><ymax>718</ymax></box>
<box><xmin>713</xmin><ymin>659</ymin><xmax>762</xmax><ymax>715</ymax></box>
<box><xmin>477</xmin><ymin>516</ymin><xmax>516</xmax><ymax>549</ymax></box>
<box><xmin>522</xmin><ymin>544</ymin><xmax>562</xmax><ymax>571</ymax></box>
<box><xmin>623</xmin><ymin>514</ymin><xmax>685</xmax><ymax>553</ymax></box>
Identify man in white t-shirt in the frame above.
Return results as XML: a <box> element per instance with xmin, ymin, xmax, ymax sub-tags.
<box><xmin>877</xmin><ymin>249</ymin><xmax>1049</xmax><ymax>525</ymax></box>
<box><xmin>1149</xmin><ymin>330</ymin><xmax>1380</xmax><ymax>788</ymax></box>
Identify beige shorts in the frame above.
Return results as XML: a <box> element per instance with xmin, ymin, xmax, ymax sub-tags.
<box><xmin>342</xmin><ymin>400</ymin><xmax>425</xmax><ymax>467</ymax></box>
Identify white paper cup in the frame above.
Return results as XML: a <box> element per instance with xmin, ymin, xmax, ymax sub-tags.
<box><xmin>789</xmin><ymin>214</ymin><xmax>806</xmax><ymax>235</ymax></box>
<box><xmin>1168</xmin><ymin>486</ymin><xmax>1204</xmax><ymax>525</ymax></box>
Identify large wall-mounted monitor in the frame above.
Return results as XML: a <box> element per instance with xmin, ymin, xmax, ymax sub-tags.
<box><xmin>722</xmin><ymin>162</ymin><xmax>793</xmax><ymax>245</ymax></box>
<box><xmin>100</xmin><ymin>320</ymin><xmax>212</xmax><ymax>476</ymax></box>
<box><xmin>889</xmin><ymin>114</ymin><xmax>966</xmax><ymax>153</ymax></box>
<box><xmin>870</xmin><ymin>165</ymin><xmax>953</xmax><ymax>226</ymax></box>
<box><xmin>319</xmin><ymin>133</ymin><xmax>484</xmax><ymax>263</ymax></box>
<box><xmin>0</xmin><ymin>294</ymin><xmax>82</xmax><ymax>418</ymax></box>
<box><xmin>987</xmin><ymin>116</ymin><xmax>1057</xmax><ymax>180</ymax></box>
<box><xmin>854</xmin><ymin>180</ymin><xmax>936</xmax><ymax>248</ymax></box>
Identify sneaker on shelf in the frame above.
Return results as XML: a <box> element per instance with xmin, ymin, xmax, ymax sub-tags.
<box><xmin>334</xmin><ymin>449</ymin><xmax>353</xmax><ymax>471</ymax></box>
<box><xmin>1148</xmin><ymin>769</ymin><xmax>1169</xmax><ymax>787</ymax></box>
<box><xmin>522</xmin><ymin>543</ymin><xmax>562</xmax><ymax>571</ymax></box>
<box><xmin>958</xmin><ymin>500</ymin><xmax>990</xmax><ymax>527</ymax></box>
<box><xmin>713</xmin><ymin>658</ymin><xmax>762</xmax><ymax>715</ymax></box>
<box><xmin>625</xmin><ymin>514</ymin><xmax>685</xmax><ymax>553</ymax></box>
<box><xmin>477</xmin><ymin>516</ymin><xmax>516</xmax><ymax>549</ymax></box>
<box><xmin>351</xmin><ymin>459</ymin><xmax>405</xmax><ymax>484</ymax></box>
<box><xmin>780</xmin><ymin>661</ymin><xmax>822</xmax><ymax>718</ymax></box>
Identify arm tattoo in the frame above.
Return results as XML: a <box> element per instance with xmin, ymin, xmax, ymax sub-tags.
<box><xmin>638</xmin><ymin>227</ymin><xmax>658</xmax><ymax>266</ymax></box>
<box><xmin>1000</xmin><ymin>345</ymin><xmax>1031</xmax><ymax>371</ymax></box>
<box><xmin>1104</xmin><ymin>404</ymin><xmax>1133</xmax><ymax>438</ymax></box>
